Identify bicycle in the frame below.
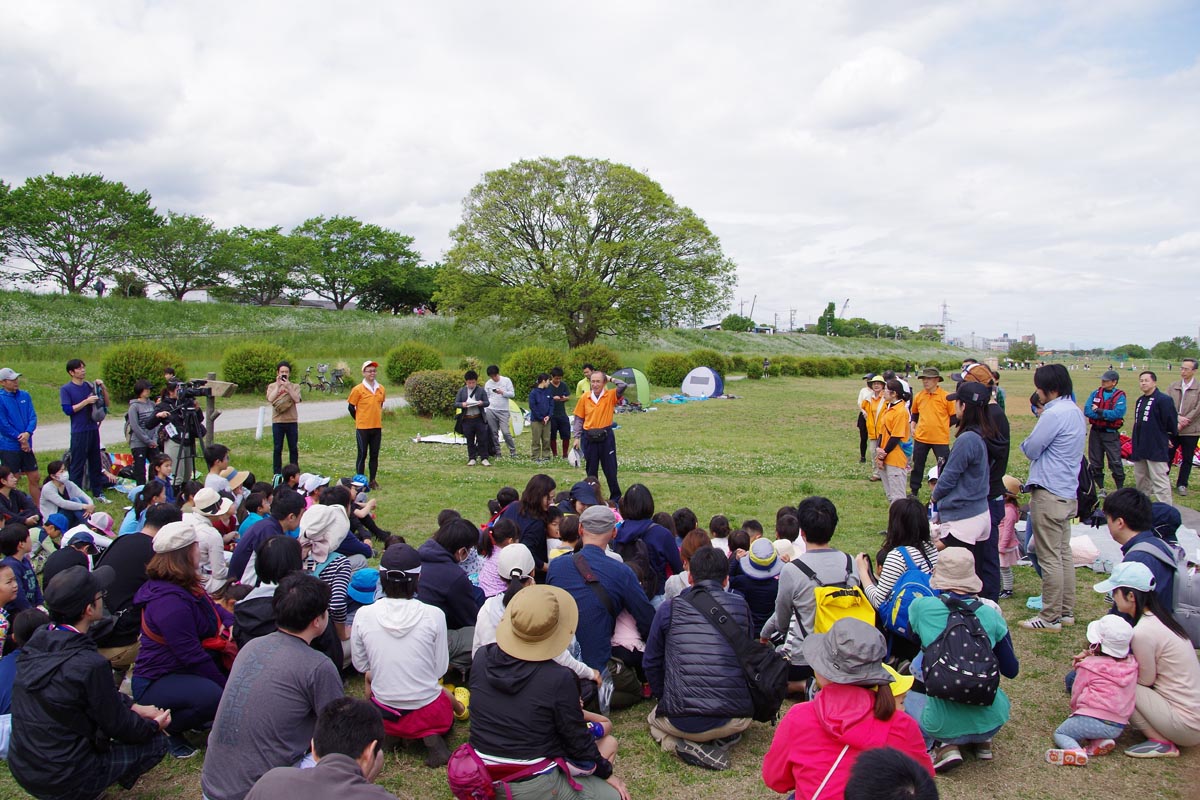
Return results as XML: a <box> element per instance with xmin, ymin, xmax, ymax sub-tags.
<box><xmin>315</xmin><ymin>363</ymin><xmax>332</xmax><ymax>393</ymax></box>
<box><xmin>299</xmin><ymin>366</ymin><xmax>319</xmax><ymax>393</ymax></box>
<box><xmin>329</xmin><ymin>367</ymin><xmax>347</xmax><ymax>393</ymax></box>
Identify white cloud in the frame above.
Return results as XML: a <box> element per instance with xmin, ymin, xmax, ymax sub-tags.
<box><xmin>1</xmin><ymin>0</ymin><xmax>1197</xmax><ymax>348</ymax></box>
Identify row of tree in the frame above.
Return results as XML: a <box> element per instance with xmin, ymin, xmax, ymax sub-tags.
<box><xmin>1</xmin><ymin>158</ymin><xmax>738</xmax><ymax>345</ymax></box>
<box><xmin>0</xmin><ymin>174</ymin><xmax>435</xmax><ymax>312</ymax></box>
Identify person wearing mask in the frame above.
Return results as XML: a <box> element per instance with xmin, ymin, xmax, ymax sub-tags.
<box><xmin>39</xmin><ymin>459</ymin><xmax>94</xmax><ymax>530</ymax></box>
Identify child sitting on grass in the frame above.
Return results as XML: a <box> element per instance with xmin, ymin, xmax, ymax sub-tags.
<box><xmin>476</xmin><ymin>518</ymin><xmax>520</xmax><ymax>597</ymax></box>
<box><xmin>774</xmin><ymin>514</ymin><xmax>802</xmax><ymax>560</ymax></box>
<box><xmin>1047</xmin><ymin>614</ymin><xmax>1138</xmax><ymax>766</ymax></box>
<box><xmin>707</xmin><ymin>514</ymin><xmax>730</xmax><ymax>554</ymax></box>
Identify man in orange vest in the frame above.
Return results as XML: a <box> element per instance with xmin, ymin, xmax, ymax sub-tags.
<box><xmin>571</xmin><ymin>371</ymin><xmax>626</xmax><ymax>502</ymax></box>
<box><xmin>347</xmin><ymin>361</ymin><xmax>386</xmax><ymax>490</ymax></box>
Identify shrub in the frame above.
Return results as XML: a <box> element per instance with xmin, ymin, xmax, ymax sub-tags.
<box><xmin>777</xmin><ymin>355</ymin><xmax>800</xmax><ymax>377</ymax></box>
<box><xmin>828</xmin><ymin>357</ymin><xmax>854</xmax><ymax>377</ymax></box>
<box><xmin>458</xmin><ymin>355</ymin><xmax>483</xmax><ymax>374</ymax></box>
<box><xmin>404</xmin><ymin>370</ymin><xmax>461</xmax><ymax>418</ymax></box>
<box><xmin>221</xmin><ymin>342</ymin><xmax>292</xmax><ymax>394</ymax></box>
<box><xmin>385</xmin><ymin>341</ymin><xmax>443</xmax><ymax>385</ymax></box>
<box><xmin>728</xmin><ymin>354</ymin><xmax>749</xmax><ymax>373</ymax></box>
<box><xmin>501</xmin><ymin>346</ymin><xmax>567</xmax><ymax>400</ymax></box>
<box><xmin>767</xmin><ymin>363</ymin><xmax>782</xmax><ymax>377</ymax></box>
<box><xmin>686</xmin><ymin>348</ymin><xmax>729</xmax><ymax>376</ymax></box>
<box><xmin>795</xmin><ymin>358</ymin><xmax>820</xmax><ymax>377</ymax></box>
<box><xmin>101</xmin><ymin>343</ymin><xmax>187</xmax><ymax>403</ymax></box>
<box><xmin>745</xmin><ymin>367</ymin><xmax>762</xmax><ymax>380</ymax></box>
<box><xmin>645</xmin><ymin>353</ymin><xmax>692</xmax><ymax>388</ymax></box>
<box><xmin>565</xmin><ymin>343</ymin><xmax>622</xmax><ymax>386</ymax></box>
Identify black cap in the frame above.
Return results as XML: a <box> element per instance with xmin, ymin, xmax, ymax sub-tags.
<box><xmin>947</xmin><ymin>381</ymin><xmax>991</xmax><ymax>407</ymax></box>
<box><xmin>43</xmin><ymin>565</ymin><xmax>114</xmax><ymax>619</ymax></box>
<box><xmin>379</xmin><ymin>543</ymin><xmax>422</xmax><ymax>576</ymax></box>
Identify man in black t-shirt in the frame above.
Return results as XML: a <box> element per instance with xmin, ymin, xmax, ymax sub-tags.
<box><xmin>94</xmin><ymin>504</ymin><xmax>183</xmax><ymax>677</ymax></box>
<box><xmin>41</xmin><ymin>532</ymin><xmax>94</xmax><ymax>587</ymax></box>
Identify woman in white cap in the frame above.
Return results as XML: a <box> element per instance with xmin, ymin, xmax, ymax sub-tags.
<box><xmin>187</xmin><ymin>486</ymin><xmax>232</xmax><ymax>594</ymax></box>
<box><xmin>904</xmin><ymin>548</ymin><xmax>1019</xmax><ymax>773</ymax></box>
<box><xmin>1094</xmin><ymin>561</ymin><xmax>1200</xmax><ymax>757</ymax></box>
<box><xmin>299</xmin><ymin>502</ymin><xmax>354</xmax><ymax>657</ymax></box>
<box><xmin>471</xmin><ymin>543</ymin><xmax>599</xmax><ymax>686</ymax></box>
<box><xmin>468</xmin><ymin>585</ymin><xmax>630</xmax><ymax>800</ymax></box>
<box><xmin>762</xmin><ymin>618</ymin><xmax>933</xmax><ymax>799</ymax></box>
<box><xmin>131</xmin><ymin>519</ymin><xmax>232</xmax><ymax>759</ymax></box>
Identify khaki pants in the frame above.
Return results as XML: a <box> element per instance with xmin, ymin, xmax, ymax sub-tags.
<box><xmin>646</xmin><ymin>704</ymin><xmax>751</xmax><ymax>752</ymax></box>
<box><xmin>98</xmin><ymin>641</ymin><xmax>140</xmax><ymax>687</ymax></box>
<box><xmin>1131</xmin><ymin>684</ymin><xmax>1200</xmax><ymax>747</ymax></box>
<box><xmin>1031</xmin><ymin>488</ymin><xmax>1076</xmax><ymax>623</ymax></box>
<box><xmin>1133</xmin><ymin>460</ymin><xmax>1173</xmax><ymax>505</ymax></box>
<box><xmin>869</xmin><ymin>438</ymin><xmax>882</xmax><ymax>478</ymax></box>
<box><xmin>883</xmin><ymin>466</ymin><xmax>907</xmax><ymax>505</ymax></box>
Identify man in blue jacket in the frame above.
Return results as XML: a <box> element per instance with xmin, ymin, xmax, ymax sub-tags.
<box><xmin>1131</xmin><ymin>371</ymin><xmax>1177</xmax><ymax>505</ymax></box>
<box><xmin>1101</xmin><ymin>488</ymin><xmax>1176</xmax><ymax>612</ymax></box>
<box><xmin>528</xmin><ymin>372</ymin><xmax>553</xmax><ymax>462</ymax></box>
<box><xmin>0</xmin><ymin>368</ymin><xmax>40</xmax><ymax>508</ymax></box>
<box><xmin>1084</xmin><ymin>370</ymin><xmax>1126</xmax><ymax>491</ymax></box>
<box><xmin>59</xmin><ymin>359</ymin><xmax>111</xmax><ymax>497</ymax></box>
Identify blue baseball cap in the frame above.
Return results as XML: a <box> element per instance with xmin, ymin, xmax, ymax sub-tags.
<box><xmin>46</xmin><ymin>513</ymin><xmax>70</xmax><ymax>532</ymax></box>
<box><xmin>351</xmin><ymin>474</ymin><xmax>370</xmax><ymax>490</ymax></box>
<box><xmin>347</xmin><ymin>567</ymin><xmax>379</xmax><ymax>605</ymax></box>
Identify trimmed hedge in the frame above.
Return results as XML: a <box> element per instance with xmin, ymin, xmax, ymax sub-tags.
<box><xmin>565</xmin><ymin>344</ymin><xmax>621</xmax><ymax>385</ymax></box>
<box><xmin>404</xmin><ymin>369</ymin><xmax>461</xmax><ymax>418</ymax></box>
<box><xmin>501</xmin><ymin>345</ymin><xmax>567</xmax><ymax>401</ymax></box>
<box><xmin>686</xmin><ymin>348</ymin><xmax>729</xmax><ymax>377</ymax></box>
<box><xmin>101</xmin><ymin>343</ymin><xmax>187</xmax><ymax>403</ymax></box>
<box><xmin>221</xmin><ymin>342</ymin><xmax>292</xmax><ymax>394</ymax></box>
<box><xmin>645</xmin><ymin>353</ymin><xmax>691</xmax><ymax>388</ymax></box>
<box><xmin>385</xmin><ymin>341</ymin><xmax>443</xmax><ymax>385</ymax></box>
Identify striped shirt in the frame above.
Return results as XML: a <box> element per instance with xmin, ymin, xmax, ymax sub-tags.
<box><xmin>864</xmin><ymin>544</ymin><xmax>938</xmax><ymax>609</ymax></box>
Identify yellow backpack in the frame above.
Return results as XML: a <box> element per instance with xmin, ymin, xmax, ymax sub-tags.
<box><xmin>792</xmin><ymin>553</ymin><xmax>876</xmax><ymax>635</ymax></box>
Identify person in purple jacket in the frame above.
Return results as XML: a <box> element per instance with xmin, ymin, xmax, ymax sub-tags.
<box><xmin>131</xmin><ymin>519</ymin><xmax>233</xmax><ymax>759</ymax></box>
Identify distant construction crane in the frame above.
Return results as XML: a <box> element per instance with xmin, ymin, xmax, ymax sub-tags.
<box><xmin>839</xmin><ymin>298</ymin><xmax>850</xmax><ymax>318</ymax></box>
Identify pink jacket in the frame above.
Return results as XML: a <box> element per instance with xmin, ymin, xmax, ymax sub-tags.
<box><xmin>762</xmin><ymin>683</ymin><xmax>933</xmax><ymax>799</ymax></box>
<box><xmin>1071</xmin><ymin>653</ymin><xmax>1138</xmax><ymax>725</ymax></box>
<box><xmin>998</xmin><ymin>502</ymin><xmax>1020</xmax><ymax>567</ymax></box>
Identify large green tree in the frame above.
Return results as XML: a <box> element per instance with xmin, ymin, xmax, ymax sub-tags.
<box><xmin>0</xmin><ymin>173</ymin><xmax>157</xmax><ymax>293</ymax></box>
<box><xmin>130</xmin><ymin>211</ymin><xmax>225</xmax><ymax>300</ymax></box>
<box><xmin>291</xmin><ymin>215</ymin><xmax>416</xmax><ymax>310</ymax></box>
<box><xmin>1150</xmin><ymin>336</ymin><xmax>1197</xmax><ymax>361</ymax></box>
<box><xmin>1008</xmin><ymin>341</ymin><xmax>1038</xmax><ymax>361</ymax></box>
<box><xmin>211</xmin><ymin>226</ymin><xmax>297</xmax><ymax>306</ymax></box>
<box><xmin>357</xmin><ymin>262</ymin><xmax>437</xmax><ymax>315</ymax></box>
<box><xmin>438</xmin><ymin>156</ymin><xmax>736</xmax><ymax>346</ymax></box>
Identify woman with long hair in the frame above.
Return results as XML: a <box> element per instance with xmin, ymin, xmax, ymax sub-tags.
<box><xmin>127</xmin><ymin>379</ymin><xmax>161</xmax><ymax>485</ymax></box>
<box><xmin>118</xmin><ymin>479</ymin><xmax>167</xmax><ymax>535</ymax></box>
<box><xmin>1094</xmin><ymin>562</ymin><xmax>1200</xmax><ymax>756</ymax></box>
<box><xmin>131</xmin><ymin>519</ymin><xmax>233</xmax><ymax>759</ymax></box>
<box><xmin>615</xmin><ymin>484</ymin><xmax>683</xmax><ymax>604</ymax></box>
<box><xmin>498</xmin><ymin>473</ymin><xmax>557</xmax><ymax>580</ymax></box>
<box><xmin>930</xmin><ymin>381</ymin><xmax>996</xmax><ymax>590</ymax></box>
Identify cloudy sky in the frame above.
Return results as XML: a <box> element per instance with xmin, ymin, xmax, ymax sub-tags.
<box><xmin>3</xmin><ymin>0</ymin><xmax>1198</xmax><ymax>349</ymax></box>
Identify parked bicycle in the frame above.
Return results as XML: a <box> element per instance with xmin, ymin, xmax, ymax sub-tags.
<box><xmin>299</xmin><ymin>366</ymin><xmax>319</xmax><ymax>393</ymax></box>
<box><xmin>329</xmin><ymin>367</ymin><xmax>347</xmax><ymax>393</ymax></box>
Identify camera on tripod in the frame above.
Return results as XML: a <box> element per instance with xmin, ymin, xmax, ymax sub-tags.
<box><xmin>177</xmin><ymin>379</ymin><xmax>213</xmax><ymax>400</ymax></box>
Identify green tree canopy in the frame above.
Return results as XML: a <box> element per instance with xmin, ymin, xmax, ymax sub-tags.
<box><xmin>1150</xmin><ymin>336</ymin><xmax>1197</xmax><ymax>361</ymax></box>
<box><xmin>720</xmin><ymin>313</ymin><xmax>753</xmax><ymax>332</ymax></box>
<box><xmin>130</xmin><ymin>211</ymin><xmax>225</xmax><ymax>300</ymax></box>
<box><xmin>438</xmin><ymin>156</ymin><xmax>736</xmax><ymax>346</ymax></box>
<box><xmin>0</xmin><ymin>173</ymin><xmax>157</xmax><ymax>293</ymax></box>
<box><xmin>1111</xmin><ymin>343</ymin><xmax>1149</xmax><ymax>360</ymax></box>
<box><xmin>291</xmin><ymin>215</ymin><xmax>417</xmax><ymax>310</ymax></box>
<box><xmin>211</xmin><ymin>226</ymin><xmax>297</xmax><ymax>306</ymax></box>
<box><xmin>1008</xmin><ymin>341</ymin><xmax>1038</xmax><ymax>361</ymax></box>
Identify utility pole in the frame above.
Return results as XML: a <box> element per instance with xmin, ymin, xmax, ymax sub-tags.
<box><xmin>739</xmin><ymin>299</ymin><xmax>745</xmax><ymax>316</ymax></box>
<box><xmin>774</xmin><ymin>312</ymin><xmax>779</xmax><ymax>331</ymax></box>
<box><xmin>748</xmin><ymin>295</ymin><xmax>757</xmax><ymax>322</ymax></box>
<box><xmin>789</xmin><ymin>308</ymin><xmax>796</xmax><ymax>332</ymax></box>
<box><xmin>940</xmin><ymin>300</ymin><xmax>952</xmax><ymax>344</ymax></box>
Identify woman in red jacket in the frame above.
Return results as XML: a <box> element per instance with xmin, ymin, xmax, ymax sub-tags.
<box><xmin>762</xmin><ymin>618</ymin><xmax>933</xmax><ymax>799</ymax></box>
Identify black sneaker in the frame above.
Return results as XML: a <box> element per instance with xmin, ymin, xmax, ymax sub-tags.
<box><xmin>167</xmin><ymin>734</ymin><xmax>198</xmax><ymax>759</ymax></box>
<box><xmin>422</xmin><ymin>734</ymin><xmax>451</xmax><ymax>767</ymax></box>
<box><xmin>675</xmin><ymin>739</ymin><xmax>730</xmax><ymax>770</ymax></box>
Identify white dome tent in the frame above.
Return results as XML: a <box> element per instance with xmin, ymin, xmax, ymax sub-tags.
<box><xmin>681</xmin><ymin>366</ymin><xmax>724</xmax><ymax>398</ymax></box>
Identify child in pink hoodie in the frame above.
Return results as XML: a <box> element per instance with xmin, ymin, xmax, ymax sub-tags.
<box><xmin>1047</xmin><ymin>614</ymin><xmax>1138</xmax><ymax>766</ymax></box>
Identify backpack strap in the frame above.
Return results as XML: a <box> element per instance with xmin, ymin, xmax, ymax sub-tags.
<box><xmin>573</xmin><ymin>553</ymin><xmax>616</xmax><ymax>618</ymax></box>
<box><xmin>1128</xmin><ymin>541</ymin><xmax>1177</xmax><ymax>569</ymax></box>
<box><xmin>811</xmin><ymin>744</ymin><xmax>850</xmax><ymax>800</ymax></box>
<box><xmin>683</xmin><ymin>586</ymin><xmax>752</xmax><ymax>658</ymax></box>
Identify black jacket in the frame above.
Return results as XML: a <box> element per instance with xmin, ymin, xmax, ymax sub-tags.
<box><xmin>415</xmin><ymin>539</ymin><xmax>484</xmax><ymax>630</ymax></box>
<box><xmin>468</xmin><ymin>644</ymin><xmax>611</xmax><ymax>779</ymax></box>
<box><xmin>0</xmin><ymin>489</ymin><xmax>38</xmax><ymax>526</ymax></box>
<box><xmin>9</xmin><ymin>627</ymin><xmax>161</xmax><ymax>797</ymax></box>
<box><xmin>644</xmin><ymin>582</ymin><xmax>754</xmax><ymax>720</ymax></box>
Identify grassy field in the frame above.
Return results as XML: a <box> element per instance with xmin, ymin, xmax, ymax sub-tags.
<box><xmin>1</xmin><ymin>369</ymin><xmax>1197</xmax><ymax>800</ymax></box>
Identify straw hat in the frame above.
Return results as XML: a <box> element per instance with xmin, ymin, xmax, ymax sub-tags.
<box><xmin>219</xmin><ymin>467</ymin><xmax>247</xmax><ymax>491</ymax></box>
<box><xmin>1002</xmin><ymin>475</ymin><xmax>1022</xmax><ymax>496</ymax></box>
<box><xmin>929</xmin><ymin>547</ymin><xmax>982</xmax><ymax>595</ymax></box>
<box><xmin>496</xmin><ymin>585</ymin><xmax>578</xmax><ymax>661</ymax></box>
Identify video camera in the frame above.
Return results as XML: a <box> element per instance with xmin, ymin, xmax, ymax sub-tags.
<box><xmin>177</xmin><ymin>379</ymin><xmax>213</xmax><ymax>401</ymax></box>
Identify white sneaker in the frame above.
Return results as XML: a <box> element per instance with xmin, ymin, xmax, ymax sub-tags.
<box><xmin>467</xmin><ymin>459</ymin><xmax>476</xmax><ymax>466</ymax></box>
<box><xmin>481</xmin><ymin>459</ymin><xmax>492</xmax><ymax>467</ymax></box>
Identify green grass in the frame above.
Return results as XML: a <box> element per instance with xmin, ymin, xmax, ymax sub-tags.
<box><xmin>1</xmin><ymin>370</ymin><xmax>1196</xmax><ymax>800</ymax></box>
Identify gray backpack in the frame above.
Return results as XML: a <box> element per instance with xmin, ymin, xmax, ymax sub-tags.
<box><xmin>1129</xmin><ymin>541</ymin><xmax>1200</xmax><ymax>648</ymax></box>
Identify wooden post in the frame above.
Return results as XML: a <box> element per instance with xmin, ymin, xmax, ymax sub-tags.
<box><xmin>205</xmin><ymin>372</ymin><xmax>219</xmax><ymax>449</ymax></box>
